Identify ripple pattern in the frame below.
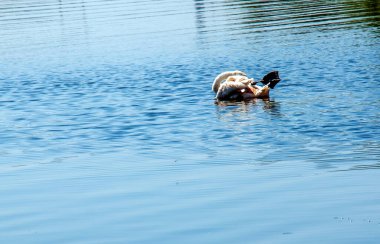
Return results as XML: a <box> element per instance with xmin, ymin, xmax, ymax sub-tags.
<box><xmin>0</xmin><ymin>0</ymin><xmax>379</xmax><ymax>243</ymax></box>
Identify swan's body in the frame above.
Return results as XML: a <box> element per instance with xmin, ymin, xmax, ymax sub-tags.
<box><xmin>212</xmin><ymin>70</ymin><xmax>280</xmax><ymax>101</ymax></box>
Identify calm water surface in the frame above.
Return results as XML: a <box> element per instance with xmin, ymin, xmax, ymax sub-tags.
<box><xmin>1</xmin><ymin>0</ymin><xmax>380</xmax><ymax>243</ymax></box>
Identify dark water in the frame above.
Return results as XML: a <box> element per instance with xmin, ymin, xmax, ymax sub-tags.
<box><xmin>1</xmin><ymin>0</ymin><xmax>380</xmax><ymax>243</ymax></box>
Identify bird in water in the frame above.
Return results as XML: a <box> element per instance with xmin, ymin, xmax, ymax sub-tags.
<box><xmin>212</xmin><ymin>70</ymin><xmax>281</xmax><ymax>101</ymax></box>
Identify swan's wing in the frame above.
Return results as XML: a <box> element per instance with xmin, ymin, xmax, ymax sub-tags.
<box><xmin>212</xmin><ymin>70</ymin><xmax>247</xmax><ymax>93</ymax></box>
<box><xmin>216</xmin><ymin>81</ymin><xmax>247</xmax><ymax>100</ymax></box>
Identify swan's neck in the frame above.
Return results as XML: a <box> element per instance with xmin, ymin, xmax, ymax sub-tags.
<box><xmin>212</xmin><ymin>72</ymin><xmax>235</xmax><ymax>93</ymax></box>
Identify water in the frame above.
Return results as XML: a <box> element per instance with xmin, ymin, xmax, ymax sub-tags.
<box><xmin>1</xmin><ymin>0</ymin><xmax>379</xmax><ymax>243</ymax></box>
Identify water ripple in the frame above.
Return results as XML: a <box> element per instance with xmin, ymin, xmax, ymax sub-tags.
<box><xmin>0</xmin><ymin>0</ymin><xmax>379</xmax><ymax>243</ymax></box>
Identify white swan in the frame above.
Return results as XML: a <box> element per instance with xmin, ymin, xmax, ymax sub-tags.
<box><xmin>212</xmin><ymin>70</ymin><xmax>280</xmax><ymax>101</ymax></box>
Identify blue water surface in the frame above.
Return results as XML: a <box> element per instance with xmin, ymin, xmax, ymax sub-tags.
<box><xmin>0</xmin><ymin>0</ymin><xmax>379</xmax><ymax>243</ymax></box>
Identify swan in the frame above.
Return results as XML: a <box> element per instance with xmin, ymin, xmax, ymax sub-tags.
<box><xmin>212</xmin><ymin>70</ymin><xmax>281</xmax><ymax>101</ymax></box>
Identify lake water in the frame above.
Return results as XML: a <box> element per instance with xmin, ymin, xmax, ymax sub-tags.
<box><xmin>0</xmin><ymin>0</ymin><xmax>379</xmax><ymax>243</ymax></box>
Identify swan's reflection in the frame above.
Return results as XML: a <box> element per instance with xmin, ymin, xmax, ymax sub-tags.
<box><xmin>214</xmin><ymin>98</ymin><xmax>282</xmax><ymax>122</ymax></box>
